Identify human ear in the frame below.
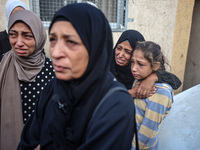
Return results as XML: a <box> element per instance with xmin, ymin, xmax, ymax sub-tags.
<box><xmin>152</xmin><ymin>62</ymin><xmax>160</xmax><ymax>71</ymax></box>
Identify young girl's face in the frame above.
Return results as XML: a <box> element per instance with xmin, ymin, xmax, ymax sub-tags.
<box><xmin>131</xmin><ymin>49</ymin><xmax>153</xmax><ymax>80</ymax></box>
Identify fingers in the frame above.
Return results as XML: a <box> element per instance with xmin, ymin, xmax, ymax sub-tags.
<box><xmin>150</xmin><ymin>87</ymin><xmax>157</xmax><ymax>94</ymax></box>
<box><xmin>136</xmin><ymin>88</ymin><xmax>148</xmax><ymax>99</ymax></box>
<box><xmin>147</xmin><ymin>86</ymin><xmax>157</xmax><ymax>97</ymax></box>
<box><xmin>136</xmin><ymin>86</ymin><xmax>141</xmax><ymax>98</ymax></box>
<box><xmin>136</xmin><ymin>86</ymin><xmax>157</xmax><ymax>99</ymax></box>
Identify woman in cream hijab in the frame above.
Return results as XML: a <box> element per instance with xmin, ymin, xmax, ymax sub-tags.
<box><xmin>5</xmin><ymin>0</ymin><xmax>28</xmax><ymax>32</ymax></box>
<box><xmin>0</xmin><ymin>10</ymin><xmax>54</xmax><ymax>150</ymax></box>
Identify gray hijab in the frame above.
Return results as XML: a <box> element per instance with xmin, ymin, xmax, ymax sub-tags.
<box><xmin>0</xmin><ymin>10</ymin><xmax>46</xmax><ymax>150</ymax></box>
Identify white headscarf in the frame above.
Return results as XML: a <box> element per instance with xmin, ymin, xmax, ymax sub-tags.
<box><xmin>5</xmin><ymin>0</ymin><xmax>28</xmax><ymax>33</ymax></box>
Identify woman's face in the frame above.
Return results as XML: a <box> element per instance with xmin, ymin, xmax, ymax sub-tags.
<box><xmin>9</xmin><ymin>22</ymin><xmax>36</xmax><ymax>57</ymax></box>
<box><xmin>115</xmin><ymin>40</ymin><xmax>133</xmax><ymax>66</ymax></box>
<box><xmin>49</xmin><ymin>21</ymin><xmax>89</xmax><ymax>81</ymax></box>
<box><xmin>130</xmin><ymin>49</ymin><xmax>153</xmax><ymax>80</ymax></box>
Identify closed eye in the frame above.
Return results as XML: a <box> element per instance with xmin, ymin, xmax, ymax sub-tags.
<box><xmin>139</xmin><ymin>63</ymin><xmax>144</xmax><ymax>66</ymax></box>
<box><xmin>9</xmin><ymin>33</ymin><xmax>17</xmax><ymax>37</ymax></box>
<box><xmin>25</xmin><ymin>34</ymin><xmax>34</xmax><ymax>38</ymax></box>
<box><xmin>125</xmin><ymin>49</ymin><xmax>132</xmax><ymax>55</ymax></box>
<box><xmin>116</xmin><ymin>46</ymin><xmax>122</xmax><ymax>50</ymax></box>
<box><xmin>67</xmin><ymin>40</ymin><xmax>77</xmax><ymax>45</ymax></box>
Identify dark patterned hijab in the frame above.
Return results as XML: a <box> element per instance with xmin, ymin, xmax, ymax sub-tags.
<box><xmin>110</xmin><ymin>30</ymin><xmax>145</xmax><ymax>89</ymax></box>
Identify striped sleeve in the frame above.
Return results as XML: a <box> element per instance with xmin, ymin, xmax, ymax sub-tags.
<box><xmin>133</xmin><ymin>83</ymin><xmax>173</xmax><ymax>149</ymax></box>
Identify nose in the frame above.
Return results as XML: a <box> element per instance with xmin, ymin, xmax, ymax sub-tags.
<box><xmin>16</xmin><ymin>36</ymin><xmax>24</xmax><ymax>47</ymax></box>
<box><xmin>119</xmin><ymin>49</ymin><xmax>125</xmax><ymax>57</ymax></box>
<box><xmin>50</xmin><ymin>41</ymin><xmax>65</xmax><ymax>59</ymax></box>
<box><xmin>131</xmin><ymin>63</ymin><xmax>137</xmax><ymax>72</ymax></box>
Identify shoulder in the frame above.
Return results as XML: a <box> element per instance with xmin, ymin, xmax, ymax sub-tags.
<box><xmin>89</xmin><ymin>81</ymin><xmax>135</xmax><ymax>128</ymax></box>
<box><xmin>155</xmin><ymin>83</ymin><xmax>173</xmax><ymax>95</ymax></box>
<box><xmin>97</xmin><ymin>82</ymin><xmax>134</xmax><ymax>115</ymax></box>
<box><xmin>109</xmin><ymin>87</ymin><xmax>133</xmax><ymax>106</ymax></box>
<box><xmin>147</xmin><ymin>83</ymin><xmax>173</xmax><ymax>104</ymax></box>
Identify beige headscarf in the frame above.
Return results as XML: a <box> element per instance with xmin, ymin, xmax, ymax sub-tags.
<box><xmin>0</xmin><ymin>10</ymin><xmax>46</xmax><ymax>150</ymax></box>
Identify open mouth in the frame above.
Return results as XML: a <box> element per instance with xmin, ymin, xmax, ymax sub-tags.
<box><xmin>15</xmin><ymin>49</ymin><xmax>27</xmax><ymax>54</ymax></box>
<box><xmin>116</xmin><ymin>57</ymin><xmax>125</xmax><ymax>64</ymax></box>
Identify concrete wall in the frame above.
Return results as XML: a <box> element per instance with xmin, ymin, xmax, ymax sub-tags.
<box><xmin>0</xmin><ymin>0</ymin><xmax>183</xmax><ymax>62</ymax></box>
<box><xmin>0</xmin><ymin>0</ymin><xmax>7</xmax><ymax>31</ymax></box>
<box><xmin>183</xmin><ymin>0</ymin><xmax>200</xmax><ymax>91</ymax></box>
<box><xmin>170</xmin><ymin>0</ymin><xmax>195</xmax><ymax>93</ymax></box>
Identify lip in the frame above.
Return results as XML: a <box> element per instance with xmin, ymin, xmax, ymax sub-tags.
<box><xmin>53</xmin><ymin>64</ymin><xmax>67</xmax><ymax>72</ymax></box>
<box><xmin>132</xmin><ymin>73</ymin><xmax>139</xmax><ymax>77</ymax></box>
<box><xmin>116</xmin><ymin>57</ymin><xmax>125</xmax><ymax>64</ymax></box>
<box><xmin>15</xmin><ymin>48</ymin><xmax>27</xmax><ymax>54</ymax></box>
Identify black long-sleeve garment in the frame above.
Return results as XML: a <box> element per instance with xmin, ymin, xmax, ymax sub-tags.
<box><xmin>18</xmin><ymin>78</ymin><xmax>135</xmax><ymax>150</ymax></box>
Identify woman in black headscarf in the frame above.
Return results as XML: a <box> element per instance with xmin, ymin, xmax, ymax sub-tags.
<box><xmin>18</xmin><ymin>3</ymin><xmax>135</xmax><ymax>150</ymax></box>
<box><xmin>110</xmin><ymin>30</ymin><xmax>182</xmax><ymax>98</ymax></box>
<box><xmin>110</xmin><ymin>30</ymin><xmax>145</xmax><ymax>90</ymax></box>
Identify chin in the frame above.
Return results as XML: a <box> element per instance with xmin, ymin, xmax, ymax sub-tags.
<box><xmin>55</xmin><ymin>73</ymin><xmax>71</xmax><ymax>81</ymax></box>
<box><xmin>134</xmin><ymin>77</ymin><xmax>142</xmax><ymax>80</ymax></box>
<box><xmin>116</xmin><ymin>62</ymin><xmax>126</xmax><ymax>67</ymax></box>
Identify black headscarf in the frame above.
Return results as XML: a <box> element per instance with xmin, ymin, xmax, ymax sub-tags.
<box><xmin>47</xmin><ymin>3</ymin><xmax>115</xmax><ymax>148</ymax></box>
<box><xmin>110</xmin><ymin>30</ymin><xmax>145</xmax><ymax>89</ymax></box>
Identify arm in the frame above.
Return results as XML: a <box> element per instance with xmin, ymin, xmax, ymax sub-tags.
<box><xmin>78</xmin><ymin>91</ymin><xmax>135</xmax><ymax>150</ymax></box>
<box><xmin>136</xmin><ymin>70</ymin><xmax>182</xmax><ymax>98</ymax></box>
<box><xmin>156</xmin><ymin>71</ymin><xmax>182</xmax><ymax>90</ymax></box>
<box><xmin>135</xmin><ymin>90</ymin><xmax>172</xmax><ymax>149</ymax></box>
<box><xmin>135</xmin><ymin>74</ymin><xmax>157</xmax><ymax>99</ymax></box>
